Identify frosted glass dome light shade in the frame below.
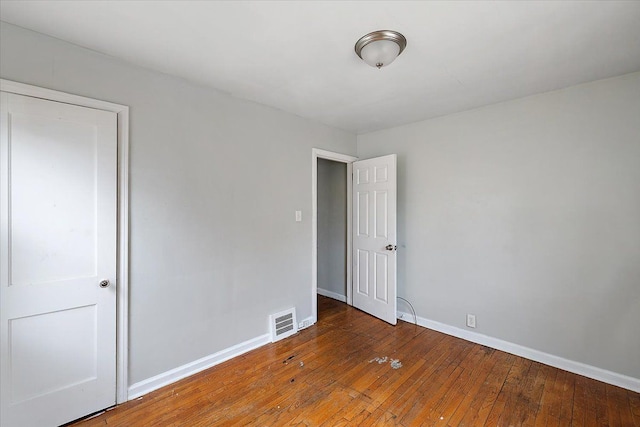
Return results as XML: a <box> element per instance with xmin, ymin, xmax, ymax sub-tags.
<box><xmin>355</xmin><ymin>30</ymin><xmax>407</xmax><ymax>69</ymax></box>
<box><xmin>360</xmin><ymin>40</ymin><xmax>400</xmax><ymax>68</ymax></box>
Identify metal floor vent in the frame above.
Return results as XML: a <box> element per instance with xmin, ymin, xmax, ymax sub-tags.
<box><xmin>270</xmin><ymin>308</ymin><xmax>297</xmax><ymax>342</ymax></box>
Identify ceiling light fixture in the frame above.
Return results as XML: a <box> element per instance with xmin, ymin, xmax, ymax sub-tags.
<box><xmin>355</xmin><ymin>30</ymin><xmax>407</xmax><ymax>69</ymax></box>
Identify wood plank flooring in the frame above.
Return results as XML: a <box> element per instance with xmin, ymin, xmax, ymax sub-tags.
<box><xmin>71</xmin><ymin>296</ymin><xmax>640</xmax><ymax>426</ymax></box>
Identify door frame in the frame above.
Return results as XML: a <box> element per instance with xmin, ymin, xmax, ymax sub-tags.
<box><xmin>311</xmin><ymin>148</ymin><xmax>358</xmax><ymax>324</ymax></box>
<box><xmin>0</xmin><ymin>79</ymin><xmax>130</xmax><ymax>404</ymax></box>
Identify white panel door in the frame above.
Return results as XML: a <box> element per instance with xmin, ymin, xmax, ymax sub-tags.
<box><xmin>352</xmin><ymin>154</ymin><xmax>397</xmax><ymax>325</ymax></box>
<box><xmin>0</xmin><ymin>92</ymin><xmax>117</xmax><ymax>427</ymax></box>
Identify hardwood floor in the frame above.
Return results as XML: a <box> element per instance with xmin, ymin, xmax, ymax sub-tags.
<box><xmin>71</xmin><ymin>296</ymin><xmax>639</xmax><ymax>426</ymax></box>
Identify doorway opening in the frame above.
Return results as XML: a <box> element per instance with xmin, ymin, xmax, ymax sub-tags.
<box><xmin>311</xmin><ymin>149</ymin><xmax>357</xmax><ymax>324</ymax></box>
<box><xmin>317</xmin><ymin>158</ymin><xmax>348</xmax><ymax>318</ymax></box>
<box><xmin>311</xmin><ymin>149</ymin><xmax>398</xmax><ymax>326</ymax></box>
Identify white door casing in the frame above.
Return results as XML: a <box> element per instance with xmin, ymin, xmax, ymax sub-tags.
<box><xmin>352</xmin><ymin>154</ymin><xmax>397</xmax><ymax>325</ymax></box>
<box><xmin>0</xmin><ymin>92</ymin><xmax>117</xmax><ymax>426</ymax></box>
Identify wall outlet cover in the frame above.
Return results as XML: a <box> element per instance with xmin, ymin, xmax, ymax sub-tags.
<box><xmin>466</xmin><ymin>314</ymin><xmax>477</xmax><ymax>328</ymax></box>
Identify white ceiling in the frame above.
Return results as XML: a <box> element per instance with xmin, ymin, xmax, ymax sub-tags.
<box><xmin>2</xmin><ymin>1</ymin><xmax>640</xmax><ymax>134</ymax></box>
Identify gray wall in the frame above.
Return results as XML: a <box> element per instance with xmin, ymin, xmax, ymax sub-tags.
<box><xmin>317</xmin><ymin>159</ymin><xmax>347</xmax><ymax>299</ymax></box>
<box><xmin>0</xmin><ymin>22</ymin><xmax>357</xmax><ymax>384</ymax></box>
<box><xmin>358</xmin><ymin>72</ymin><xmax>640</xmax><ymax>379</ymax></box>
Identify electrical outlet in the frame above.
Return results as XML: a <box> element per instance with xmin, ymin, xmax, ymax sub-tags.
<box><xmin>466</xmin><ymin>314</ymin><xmax>476</xmax><ymax>328</ymax></box>
<box><xmin>298</xmin><ymin>319</ymin><xmax>311</xmax><ymax>330</ymax></box>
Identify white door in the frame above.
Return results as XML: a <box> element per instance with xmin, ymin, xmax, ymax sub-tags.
<box><xmin>352</xmin><ymin>154</ymin><xmax>397</xmax><ymax>325</ymax></box>
<box><xmin>0</xmin><ymin>92</ymin><xmax>117</xmax><ymax>427</ymax></box>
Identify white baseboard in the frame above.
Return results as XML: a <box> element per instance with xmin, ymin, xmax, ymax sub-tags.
<box><xmin>398</xmin><ymin>311</ymin><xmax>640</xmax><ymax>393</ymax></box>
<box><xmin>317</xmin><ymin>287</ymin><xmax>347</xmax><ymax>303</ymax></box>
<box><xmin>128</xmin><ymin>333</ymin><xmax>271</xmax><ymax>400</ymax></box>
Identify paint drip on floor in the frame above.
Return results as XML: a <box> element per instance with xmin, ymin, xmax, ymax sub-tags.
<box><xmin>368</xmin><ymin>356</ymin><xmax>402</xmax><ymax>369</ymax></box>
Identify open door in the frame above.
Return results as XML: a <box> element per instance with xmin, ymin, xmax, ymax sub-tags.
<box><xmin>352</xmin><ymin>154</ymin><xmax>397</xmax><ymax>325</ymax></box>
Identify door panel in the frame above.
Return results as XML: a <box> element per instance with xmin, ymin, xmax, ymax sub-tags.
<box><xmin>9</xmin><ymin>305</ymin><xmax>98</xmax><ymax>403</ymax></box>
<box><xmin>10</xmin><ymin>113</ymin><xmax>98</xmax><ymax>285</ymax></box>
<box><xmin>1</xmin><ymin>92</ymin><xmax>117</xmax><ymax>427</ymax></box>
<box><xmin>375</xmin><ymin>191</ymin><xmax>388</xmax><ymax>238</ymax></box>
<box><xmin>357</xmin><ymin>249</ymin><xmax>369</xmax><ymax>296</ymax></box>
<box><xmin>357</xmin><ymin>192</ymin><xmax>369</xmax><ymax>237</ymax></box>
<box><xmin>352</xmin><ymin>154</ymin><xmax>397</xmax><ymax>325</ymax></box>
<box><xmin>374</xmin><ymin>253</ymin><xmax>388</xmax><ymax>303</ymax></box>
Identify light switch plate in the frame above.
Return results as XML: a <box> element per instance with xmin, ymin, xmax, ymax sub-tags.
<box><xmin>295</xmin><ymin>210</ymin><xmax>302</xmax><ymax>222</ymax></box>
